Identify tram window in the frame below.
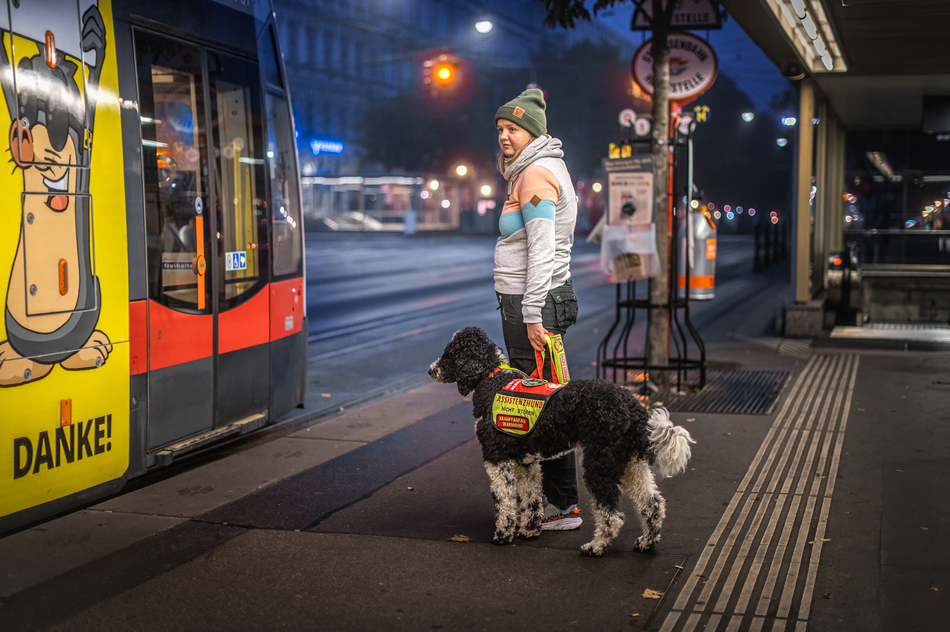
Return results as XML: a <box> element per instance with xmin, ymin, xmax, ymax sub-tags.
<box><xmin>259</xmin><ymin>22</ymin><xmax>301</xmax><ymax>278</ymax></box>
<box><xmin>135</xmin><ymin>31</ymin><xmax>210</xmax><ymax>311</ymax></box>
<box><xmin>266</xmin><ymin>91</ymin><xmax>302</xmax><ymax>277</ymax></box>
<box><xmin>207</xmin><ymin>50</ymin><xmax>268</xmax><ymax>305</ymax></box>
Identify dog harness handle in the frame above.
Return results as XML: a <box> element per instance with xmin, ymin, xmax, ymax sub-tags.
<box><xmin>529</xmin><ymin>331</ymin><xmax>557</xmax><ymax>383</ymax></box>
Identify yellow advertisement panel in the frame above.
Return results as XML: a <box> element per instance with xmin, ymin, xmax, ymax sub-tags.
<box><xmin>0</xmin><ymin>0</ymin><xmax>129</xmax><ymax>519</ymax></box>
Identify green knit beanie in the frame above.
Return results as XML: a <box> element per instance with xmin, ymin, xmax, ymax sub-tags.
<box><xmin>495</xmin><ymin>89</ymin><xmax>546</xmax><ymax>138</ymax></box>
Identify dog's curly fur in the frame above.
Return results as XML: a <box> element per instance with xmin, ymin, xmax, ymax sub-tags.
<box><xmin>429</xmin><ymin>327</ymin><xmax>695</xmax><ymax>556</ymax></box>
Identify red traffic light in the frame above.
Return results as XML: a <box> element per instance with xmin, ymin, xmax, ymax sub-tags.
<box><xmin>423</xmin><ymin>53</ymin><xmax>461</xmax><ymax>93</ymax></box>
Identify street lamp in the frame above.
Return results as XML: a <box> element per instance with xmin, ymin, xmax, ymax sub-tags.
<box><xmin>741</xmin><ymin>112</ymin><xmax>754</xmax><ymax>122</ymax></box>
<box><xmin>455</xmin><ymin>165</ymin><xmax>468</xmax><ymax>177</ymax></box>
<box><xmin>475</xmin><ymin>20</ymin><xmax>493</xmax><ymax>33</ymax></box>
<box><xmin>480</xmin><ymin>184</ymin><xmax>492</xmax><ymax>196</ymax></box>
<box><xmin>592</xmin><ymin>182</ymin><xmax>603</xmax><ymax>193</ymax></box>
<box><xmin>776</xmin><ymin>138</ymin><xmax>789</xmax><ymax>148</ymax></box>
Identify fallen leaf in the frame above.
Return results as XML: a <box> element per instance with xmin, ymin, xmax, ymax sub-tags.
<box><xmin>808</xmin><ymin>541</ymin><xmax>814</xmax><ymax>544</ymax></box>
<box><xmin>631</xmin><ymin>613</ymin><xmax>640</xmax><ymax>617</ymax></box>
<box><xmin>726</xmin><ymin>432</ymin><xmax>732</xmax><ymax>436</ymax></box>
<box><xmin>642</xmin><ymin>589</ymin><xmax>664</xmax><ymax>599</ymax></box>
<box><xmin>407</xmin><ymin>487</ymin><xmax>414</xmax><ymax>491</ymax></box>
<box><xmin>654</xmin><ymin>402</ymin><xmax>664</xmax><ymax>407</ymax></box>
<box><xmin>821</xmin><ymin>538</ymin><xmax>831</xmax><ymax>542</ymax></box>
<box><xmin>823</xmin><ymin>593</ymin><xmax>832</xmax><ymax>599</ymax></box>
<box><xmin>896</xmin><ymin>469</ymin><xmax>904</xmax><ymax>472</ymax></box>
<box><xmin>687</xmin><ymin>418</ymin><xmax>696</xmax><ymax>422</ymax></box>
<box><xmin>674</xmin><ymin>565</ymin><xmax>684</xmax><ymax>569</ymax></box>
<box><xmin>449</xmin><ymin>534</ymin><xmax>471</xmax><ymax>542</ymax></box>
<box><xmin>921</xmin><ymin>527</ymin><xmax>929</xmax><ymax>531</ymax></box>
<box><xmin>933</xmin><ymin>587</ymin><xmax>940</xmax><ymax>592</ymax></box>
<box><xmin>321</xmin><ymin>393</ymin><xmax>331</xmax><ymax>398</ymax></box>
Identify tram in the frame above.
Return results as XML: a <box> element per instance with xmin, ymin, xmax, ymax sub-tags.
<box><xmin>0</xmin><ymin>0</ymin><xmax>307</xmax><ymax>533</ymax></box>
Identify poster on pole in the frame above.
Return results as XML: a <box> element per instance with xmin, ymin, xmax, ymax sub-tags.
<box><xmin>603</xmin><ymin>155</ymin><xmax>653</xmax><ymax>226</ymax></box>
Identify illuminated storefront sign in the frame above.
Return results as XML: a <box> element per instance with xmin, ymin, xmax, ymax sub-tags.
<box><xmin>310</xmin><ymin>139</ymin><xmax>344</xmax><ymax>155</ymax></box>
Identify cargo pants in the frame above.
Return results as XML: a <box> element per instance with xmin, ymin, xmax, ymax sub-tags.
<box><xmin>496</xmin><ymin>280</ymin><xmax>579</xmax><ymax>510</ymax></box>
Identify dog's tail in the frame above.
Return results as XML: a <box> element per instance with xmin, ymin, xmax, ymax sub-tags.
<box><xmin>647</xmin><ymin>407</ymin><xmax>696</xmax><ymax>479</ymax></box>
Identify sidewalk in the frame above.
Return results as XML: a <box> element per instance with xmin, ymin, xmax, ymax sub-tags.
<box><xmin>1</xmin><ymin>311</ymin><xmax>947</xmax><ymax>630</ymax></box>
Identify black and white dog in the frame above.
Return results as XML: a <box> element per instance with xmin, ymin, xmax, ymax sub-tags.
<box><xmin>429</xmin><ymin>327</ymin><xmax>695</xmax><ymax>556</ymax></box>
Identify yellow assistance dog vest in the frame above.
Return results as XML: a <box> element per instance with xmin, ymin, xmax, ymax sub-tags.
<box><xmin>491</xmin><ymin>378</ymin><xmax>566</xmax><ymax>436</ymax></box>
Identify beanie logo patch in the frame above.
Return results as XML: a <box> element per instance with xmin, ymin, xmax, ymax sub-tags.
<box><xmin>512</xmin><ymin>106</ymin><xmax>525</xmax><ymax>119</ymax></box>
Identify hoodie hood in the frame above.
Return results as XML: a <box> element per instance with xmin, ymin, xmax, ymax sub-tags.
<box><xmin>498</xmin><ymin>135</ymin><xmax>565</xmax><ymax>183</ymax></box>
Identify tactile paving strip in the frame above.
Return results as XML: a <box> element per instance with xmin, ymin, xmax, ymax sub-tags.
<box><xmin>639</xmin><ymin>369</ymin><xmax>791</xmax><ymax>415</ymax></box>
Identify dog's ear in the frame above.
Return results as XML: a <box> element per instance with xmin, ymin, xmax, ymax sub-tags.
<box><xmin>454</xmin><ymin>355</ymin><xmax>483</xmax><ymax>396</ymax></box>
<box><xmin>452</xmin><ymin>327</ymin><xmax>503</xmax><ymax>396</ymax></box>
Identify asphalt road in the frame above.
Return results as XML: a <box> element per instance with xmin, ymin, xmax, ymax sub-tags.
<box><xmin>301</xmin><ymin>231</ymin><xmax>778</xmax><ymax>413</ymax></box>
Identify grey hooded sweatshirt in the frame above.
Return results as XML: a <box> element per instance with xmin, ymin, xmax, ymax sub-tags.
<box><xmin>494</xmin><ymin>135</ymin><xmax>577</xmax><ymax>323</ymax></box>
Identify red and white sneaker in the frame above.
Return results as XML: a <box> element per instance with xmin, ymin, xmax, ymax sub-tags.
<box><xmin>541</xmin><ymin>504</ymin><xmax>582</xmax><ymax>531</ymax></box>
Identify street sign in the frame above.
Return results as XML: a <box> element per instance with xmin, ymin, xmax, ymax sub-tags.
<box><xmin>631</xmin><ymin>0</ymin><xmax>723</xmax><ymax>31</ymax></box>
<box><xmin>631</xmin><ymin>32</ymin><xmax>718</xmax><ymax>106</ymax></box>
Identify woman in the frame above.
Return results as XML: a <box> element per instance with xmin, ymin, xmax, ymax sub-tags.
<box><xmin>494</xmin><ymin>89</ymin><xmax>581</xmax><ymax>530</ymax></box>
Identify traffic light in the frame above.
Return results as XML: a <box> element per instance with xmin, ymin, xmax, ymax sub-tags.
<box><xmin>423</xmin><ymin>53</ymin><xmax>460</xmax><ymax>94</ymax></box>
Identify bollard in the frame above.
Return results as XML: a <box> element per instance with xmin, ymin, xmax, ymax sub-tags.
<box><xmin>753</xmin><ymin>222</ymin><xmax>762</xmax><ymax>272</ymax></box>
<box><xmin>772</xmin><ymin>219</ymin><xmax>780</xmax><ymax>261</ymax></box>
<box><xmin>781</xmin><ymin>221</ymin><xmax>788</xmax><ymax>260</ymax></box>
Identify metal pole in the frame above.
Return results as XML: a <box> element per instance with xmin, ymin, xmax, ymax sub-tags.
<box><xmin>687</xmin><ymin>135</ymin><xmax>695</xmax><ymax>271</ymax></box>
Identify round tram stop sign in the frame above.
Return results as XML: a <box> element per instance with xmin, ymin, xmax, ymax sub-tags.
<box><xmin>632</xmin><ymin>32</ymin><xmax>718</xmax><ymax>107</ymax></box>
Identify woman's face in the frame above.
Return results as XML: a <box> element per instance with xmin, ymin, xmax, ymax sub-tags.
<box><xmin>497</xmin><ymin>119</ymin><xmax>533</xmax><ymax>159</ymax></box>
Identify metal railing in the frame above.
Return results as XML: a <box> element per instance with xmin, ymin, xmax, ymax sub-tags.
<box><xmin>844</xmin><ymin>229</ymin><xmax>950</xmax><ymax>266</ymax></box>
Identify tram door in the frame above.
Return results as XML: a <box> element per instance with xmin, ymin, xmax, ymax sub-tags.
<box><xmin>136</xmin><ymin>30</ymin><xmax>269</xmax><ymax>448</ymax></box>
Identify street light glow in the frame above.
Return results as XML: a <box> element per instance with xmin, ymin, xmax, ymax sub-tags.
<box><xmin>428</xmin><ymin>179</ymin><xmax>440</xmax><ymax>191</ymax></box>
<box><xmin>455</xmin><ymin>165</ymin><xmax>468</xmax><ymax>177</ymax></box>
<box><xmin>437</xmin><ymin>66</ymin><xmax>451</xmax><ymax>80</ymax></box>
<box><xmin>441</xmin><ymin>199</ymin><xmax>451</xmax><ymax>209</ymax></box>
<box><xmin>690</xmin><ymin>199</ymin><xmax>699</xmax><ymax>209</ymax></box>
<box><xmin>480</xmin><ymin>184</ymin><xmax>492</xmax><ymax>196</ymax></box>
<box><xmin>776</xmin><ymin>138</ymin><xmax>789</xmax><ymax>148</ymax></box>
<box><xmin>475</xmin><ymin>20</ymin><xmax>493</xmax><ymax>33</ymax></box>
<box><xmin>741</xmin><ymin>112</ymin><xmax>754</xmax><ymax>122</ymax></box>
<box><xmin>782</xmin><ymin>117</ymin><xmax>797</xmax><ymax>126</ymax></box>
<box><xmin>592</xmin><ymin>182</ymin><xmax>602</xmax><ymax>193</ymax></box>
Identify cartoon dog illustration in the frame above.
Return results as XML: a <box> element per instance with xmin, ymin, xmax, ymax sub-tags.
<box><xmin>0</xmin><ymin>5</ymin><xmax>111</xmax><ymax>387</ymax></box>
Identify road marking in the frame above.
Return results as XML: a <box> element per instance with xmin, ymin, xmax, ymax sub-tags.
<box><xmin>308</xmin><ymin>324</ymin><xmax>441</xmax><ymax>361</ymax></box>
<box><xmin>660</xmin><ymin>354</ymin><xmax>859</xmax><ymax>631</ymax></box>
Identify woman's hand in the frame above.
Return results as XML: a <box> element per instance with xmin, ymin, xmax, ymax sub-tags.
<box><xmin>527</xmin><ymin>322</ymin><xmax>547</xmax><ymax>351</ymax></box>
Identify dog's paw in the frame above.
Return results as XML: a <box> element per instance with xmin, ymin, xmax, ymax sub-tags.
<box><xmin>492</xmin><ymin>531</ymin><xmax>515</xmax><ymax>545</ymax></box>
<box><xmin>518</xmin><ymin>528</ymin><xmax>541</xmax><ymax>540</ymax></box>
<box><xmin>581</xmin><ymin>542</ymin><xmax>606</xmax><ymax>557</ymax></box>
<box><xmin>634</xmin><ymin>535</ymin><xmax>657</xmax><ymax>552</ymax></box>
